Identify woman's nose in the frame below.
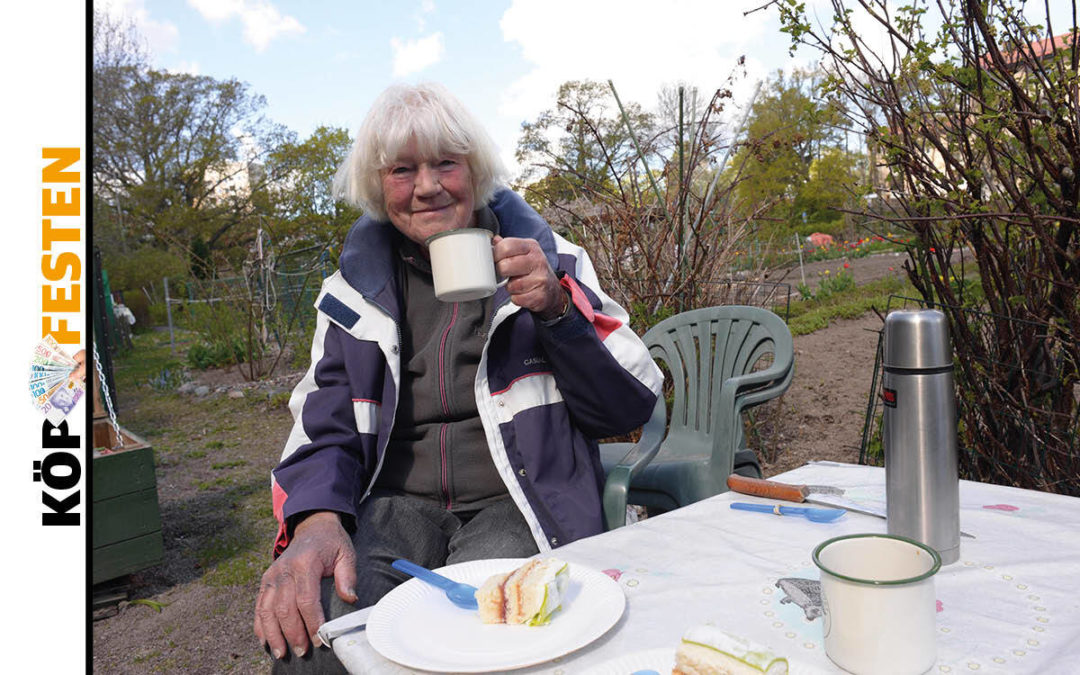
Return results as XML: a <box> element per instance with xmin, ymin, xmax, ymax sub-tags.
<box><xmin>414</xmin><ymin>165</ymin><xmax>442</xmax><ymax>196</ymax></box>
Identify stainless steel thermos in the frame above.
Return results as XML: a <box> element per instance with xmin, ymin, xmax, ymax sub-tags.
<box><xmin>882</xmin><ymin>309</ymin><xmax>961</xmax><ymax>565</ymax></box>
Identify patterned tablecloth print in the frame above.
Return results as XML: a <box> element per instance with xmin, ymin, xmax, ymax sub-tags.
<box><xmin>332</xmin><ymin>461</ymin><xmax>1080</xmax><ymax>674</ymax></box>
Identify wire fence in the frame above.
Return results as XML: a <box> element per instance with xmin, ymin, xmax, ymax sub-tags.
<box><xmin>160</xmin><ymin>244</ymin><xmax>332</xmax><ymax>376</ymax></box>
<box><xmin>860</xmin><ymin>295</ymin><xmax>1080</xmax><ymax>497</ymax></box>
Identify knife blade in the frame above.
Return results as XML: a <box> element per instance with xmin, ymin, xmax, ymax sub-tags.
<box><xmin>726</xmin><ymin>475</ymin><xmax>975</xmax><ymax>538</ymax></box>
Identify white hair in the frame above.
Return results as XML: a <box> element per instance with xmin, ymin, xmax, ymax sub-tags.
<box><xmin>332</xmin><ymin>82</ymin><xmax>509</xmax><ymax>221</ymax></box>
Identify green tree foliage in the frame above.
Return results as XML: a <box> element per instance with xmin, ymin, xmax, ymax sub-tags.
<box><xmin>772</xmin><ymin>0</ymin><xmax>1080</xmax><ymax>494</ymax></box>
<box><xmin>730</xmin><ymin>70</ymin><xmax>864</xmax><ymax>233</ymax></box>
<box><xmin>515</xmin><ymin>80</ymin><xmax>655</xmax><ymax>209</ymax></box>
<box><xmin>92</xmin><ymin>9</ymin><xmax>352</xmax><ymax>294</ymax></box>
<box><xmin>264</xmin><ymin>125</ymin><xmax>362</xmax><ymax>251</ymax></box>
<box><xmin>93</xmin><ymin>63</ymin><xmax>290</xmax><ymax>267</ymax></box>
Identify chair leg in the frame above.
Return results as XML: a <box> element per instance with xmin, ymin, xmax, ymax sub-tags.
<box><xmin>733</xmin><ymin>448</ymin><xmax>763</xmax><ymax>479</ymax></box>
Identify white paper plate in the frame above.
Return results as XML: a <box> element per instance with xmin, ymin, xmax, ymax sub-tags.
<box><xmin>367</xmin><ymin>558</ymin><xmax>625</xmax><ymax>672</ymax></box>
<box><xmin>581</xmin><ymin>647</ymin><xmax>675</xmax><ymax>674</ymax></box>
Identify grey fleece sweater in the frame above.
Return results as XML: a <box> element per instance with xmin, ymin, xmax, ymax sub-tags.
<box><xmin>374</xmin><ymin>209</ymin><xmax>509</xmax><ymax>513</ymax></box>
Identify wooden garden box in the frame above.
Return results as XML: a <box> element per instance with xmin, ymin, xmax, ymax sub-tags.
<box><xmin>92</xmin><ymin>422</ymin><xmax>164</xmax><ymax>585</ymax></box>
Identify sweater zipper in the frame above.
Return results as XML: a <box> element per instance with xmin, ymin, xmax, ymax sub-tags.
<box><xmin>437</xmin><ymin>302</ymin><xmax>459</xmax><ymax>509</ymax></box>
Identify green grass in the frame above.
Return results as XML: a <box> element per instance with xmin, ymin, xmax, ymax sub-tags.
<box><xmin>211</xmin><ymin>460</ymin><xmax>247</xmax><ymax>470</ymax></box>
<box><xmin>268</xmin><ymin>391</ymin><xmax>291</xmax><ymax>408</ymax></box>
<box><xmin>198</xmin><ymin>493</ymin><xmax>268</xmax><ymax>588</ymax></box>
<box><xmin>781</xmin><ymin>275</ymin><xmax>914</xmax><ymax>336</ymax></box>
<box><xmin>112</xmin><ymin>331</ymin><xmax>192</xmax><ymax>393</ymax></box>
<box><xmin>133</xmin><ymin>650</ymin><xmax>162</xmax><ymax>664</ymax></box>
<box><xmin>197</xmin><ymin>476</ymin><xmax>237</xmax><ymax>490</ymax></box>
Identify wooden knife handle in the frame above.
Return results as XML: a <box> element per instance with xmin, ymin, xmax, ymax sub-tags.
<box><xmin>726</xmin><ymin>474</ymin><xmax>808</xmax><ymax>503</ymax></box>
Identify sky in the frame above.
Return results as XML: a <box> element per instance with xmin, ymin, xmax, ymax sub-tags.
<box><xmin>97</xmin><ymin>0</ymin><xmax>1075</xmax><ymax>177</ymax></box>
<box><xmin>97</xmin><ymin>0</ymin><xmax>819</xmax><ymax>176</ymax></box>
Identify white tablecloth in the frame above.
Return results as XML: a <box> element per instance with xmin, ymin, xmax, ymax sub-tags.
<box><xmin>332</xmin><ymin>461</ymin><xmax>1080</xmax><ymax>674</ymax></box>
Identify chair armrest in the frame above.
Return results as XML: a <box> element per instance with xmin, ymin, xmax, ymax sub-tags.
<box><xmin>601</xmin><ymin>397</ymin><xmax>666</xmax><ymax>530</ymax></box>
<box><xmin>713</xmin><ymin>350</ymin><xmax>794</xmax><ymax>475</ymax></box>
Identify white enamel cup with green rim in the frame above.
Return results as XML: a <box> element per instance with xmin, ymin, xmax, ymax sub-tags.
<box><xmin>425</xmin><ymin>228</ymin><xmax>506</xmax><ymax>302</ymax></box>
<box><xmin>813</xmin><ymin>533</ymin><xmax>941</xmax><ymax>675</ymax></box>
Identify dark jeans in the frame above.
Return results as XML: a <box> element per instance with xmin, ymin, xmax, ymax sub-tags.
<box><xmin>271</xmin><ymin>491</ymin><xmax>539</xmax><ymax>674</ymax></box>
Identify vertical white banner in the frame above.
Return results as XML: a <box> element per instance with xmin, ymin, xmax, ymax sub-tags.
<box><xmin>0</xmin><ymin>2</ymin><xmax>87</xmax><ymax>672</ymax></box>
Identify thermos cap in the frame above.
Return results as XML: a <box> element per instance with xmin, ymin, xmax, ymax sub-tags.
<box><xmin>883</xmin><ymin>309</ymin><xmax>952</xmax><ymax>370</ymax></box>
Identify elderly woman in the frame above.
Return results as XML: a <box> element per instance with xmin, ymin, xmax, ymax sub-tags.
<box><xmin>254</xmin><ymin>82</ymin><xmax>662</xmax><ymax>672</ymax></box>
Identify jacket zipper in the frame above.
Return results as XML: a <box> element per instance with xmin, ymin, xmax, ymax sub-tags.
<box><xmin>437</xmin><ymin>302</ymin><xmax>459</xmax><ymax>509</ymax></box>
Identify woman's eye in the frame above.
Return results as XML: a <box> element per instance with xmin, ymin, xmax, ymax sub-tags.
<box><xmin>438</xmin><ymin>159</ymin><xmax>458</xmax><ymax>168</ymax></box>
<box><xmin>390</xmin><ymin>166</ymin><xmax>412</xmax><ymax>175</ymax></box>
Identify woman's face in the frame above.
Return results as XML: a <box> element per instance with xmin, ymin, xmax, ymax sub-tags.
<box><xmin>381</xmin><ymin>138</ymin><xmax>475</xmax><ymax>247</ymax></box>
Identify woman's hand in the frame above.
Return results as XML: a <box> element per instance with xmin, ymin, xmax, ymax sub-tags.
<box><xmin>493</xmin><ymin>235</ymin><xmax>568</xmax><ymax>320</ymax></box>
<box><xmin>253</xmin><ymin>511</ymin><xmax>357</xmax><ymax>659</ymax></box>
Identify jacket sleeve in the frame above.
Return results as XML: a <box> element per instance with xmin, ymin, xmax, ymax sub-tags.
<box><xmin>536</xmin><ymin>259</ymin><xmax>664</xmax><ymax>439</ymax></box>
<box><xmin>487</xmin><ymin>190</ymin><xmax>662</xmax><ymax>438</ymax></box>
<box><xmin>269</xmin><ymin>313</ymin><xmax>370</xmax><ymax>556</ymax></box>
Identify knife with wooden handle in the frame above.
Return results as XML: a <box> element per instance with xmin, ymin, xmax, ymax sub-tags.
<box><xmin>726</xmin><ymin>475</ymin><xmax>845</xmax><ymax>501</ymax></box>
<box><xmin>726</xmin><ymin>475</ymin><xmax>974</xmax><ymax>538</ymax></box>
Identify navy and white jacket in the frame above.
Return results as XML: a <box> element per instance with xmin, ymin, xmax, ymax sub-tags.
<box><xmin>270</xmin><ymin>189</ymin><xmax>663</xmax><ymax>555</ymax></box>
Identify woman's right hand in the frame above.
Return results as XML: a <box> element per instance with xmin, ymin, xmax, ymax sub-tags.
<box><xmin>253</xmin><ymin>511</ymin><xmax>358</xmax><ymax>659</ymax></box>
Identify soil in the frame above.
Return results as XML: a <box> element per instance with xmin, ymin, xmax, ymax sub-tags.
<box><xmin>90</xmin><ymin>253</ymin><xmax>902</xmax><ymax>674</ymax></box>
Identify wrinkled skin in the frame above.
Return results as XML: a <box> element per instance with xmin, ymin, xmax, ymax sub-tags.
<box><xmin>493</xmin><ymin>234</ymin><xmax>567</xmax><ymax>320</ymax></box>
<box><xmin>253</xmin><ymin>512</ymin><xmax>356</xmax><ymax>659</ymax></box>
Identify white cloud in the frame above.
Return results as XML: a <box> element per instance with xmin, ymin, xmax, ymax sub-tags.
<box><xmin>187</xmin><ymin>0</ymin><xmax>305</xmax><ymax>52</ymax></box>
<box><xmin>498</xmin><ymin>0</ymin><xmax>805</xmax><ymax>125</ymax></box>
<box><xmin>98</xmin><ymin>0</ymin><xmax>181</xmax><ymax>55</ymax></box>
<box><xmin>390</xmin><ymin>32</ymin><xmax>445</xmax><ymax>77</ymax></box>
<box><xmin>415</xmin><ymin>0</ymin><xmax>436</xmax><ymax>32</ymax></box>
<box><xmin>169</xmin><ymin>60</ymin><xmax>201</xmax><ymax>75</ymax></box>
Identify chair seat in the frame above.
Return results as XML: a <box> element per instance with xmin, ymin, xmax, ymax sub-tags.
<box><xmin>600</xmin><ymin>441</ymin><xmax>764</xmax><ymax>515</ymax></box>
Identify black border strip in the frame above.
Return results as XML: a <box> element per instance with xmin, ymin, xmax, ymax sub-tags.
<box><xmin>85</xmin><ymin>0</ymin><xmax>93</xmax><ymax>671</ymax></box>
<box><xmin>883</xmin><ymin>364</ymin><xmax>954</xmax><ymax>376</ymax></box>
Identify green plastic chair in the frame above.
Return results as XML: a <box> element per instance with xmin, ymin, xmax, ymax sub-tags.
<box><xmin>600</xmin><ymin>305</ymin><xmax>795</xmax><ymax>529</ymax></box>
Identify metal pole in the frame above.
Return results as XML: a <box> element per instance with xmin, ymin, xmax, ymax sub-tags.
<box><xmin>163</xmin><ymin>276</ymin><xmax>175</xmax><ymax>356</ymax></box>
<box><xmin>607</xmin><ymin>80</ymin><xmax>665</xmax><ymax>207</ymax></box>
<box><xmin>678</xmin><ymin>86</ymin><xmax>685</xmax><ymax>311</ymax></box>
<box><xmin>694</xmin><ymin>79</ymin><xmax>762</xmax><ymax>233</ymax></box>
<box><xmin>796</xmin><ymin>234</ymin><xmax>806</xmax><ymax>287</ymax></box>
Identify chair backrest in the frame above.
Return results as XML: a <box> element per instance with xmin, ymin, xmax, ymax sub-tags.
<box><xmin>642</xmin><ymin>305</ymin><xmax>794</xmax><ymax>481</ymax></box>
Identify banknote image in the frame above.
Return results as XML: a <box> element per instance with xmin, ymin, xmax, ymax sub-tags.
<box><xmin>30</xmin><ymin>336</ymin><xmax>86</xmax><ymax>423</ymax></box>
<box><xmin>45</xmin><ymin>380</ymin><xmax>84</xmax><ymax>426</ymax></box>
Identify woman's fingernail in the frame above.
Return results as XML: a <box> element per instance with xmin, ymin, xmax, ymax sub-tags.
<box><xmin>312</xmin><ymin>634</ymin><xmax>323</xmax><ymax>648</ymax></box>
<box><xmin>272</xmin><ymin>648</ymin><xmax>284</xmax><ymax>659</ymax></box>
<box><xmin>292</xmin><ymin>644</ymin><xmax>307</xmax><ymax>657</ymax></box>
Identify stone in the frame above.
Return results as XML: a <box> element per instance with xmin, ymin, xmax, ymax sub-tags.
<box><xmin>228</xmin><ymin>389</ymin><xmax>245</xmax><ymax>399</ymax></box>
<box><xmin>194</xmin><ymin>386</ymin><xmax>210</xmax><ymax>397</ymax></box>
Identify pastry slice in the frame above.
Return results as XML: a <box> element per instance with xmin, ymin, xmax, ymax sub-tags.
<box><xmin>673</xmin><ymin>626</ymin><xmax>788</xmax><ymax>675</ymax></box>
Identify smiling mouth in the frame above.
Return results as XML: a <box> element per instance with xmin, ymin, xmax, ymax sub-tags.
<box><xmin>414</xmin><ymin>205</ymin><xmax>454</xmax><ymax>215</ymax></box>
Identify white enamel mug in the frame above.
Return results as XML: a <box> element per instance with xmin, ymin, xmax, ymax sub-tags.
<box><xmin>425</xmin><ymin>228</ymin><xmax>505</xmax><ymax>302</ymax></box>
<box><xmin>813</xmin><ymin>533</ymin><xmax>941</xmax><ymax>675</ymax></box>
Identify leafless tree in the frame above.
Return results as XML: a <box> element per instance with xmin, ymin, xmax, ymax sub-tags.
<box><xmin>770</xmin><ymin>0</ymin><xmax>1079</xmax><ymax>494</ymax></box>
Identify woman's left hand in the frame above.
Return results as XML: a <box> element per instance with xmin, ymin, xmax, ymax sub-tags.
<box><xmin>492</xmin><ymin>235</ymin><xmax>568</xmax><ymax>320</ymax></box>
